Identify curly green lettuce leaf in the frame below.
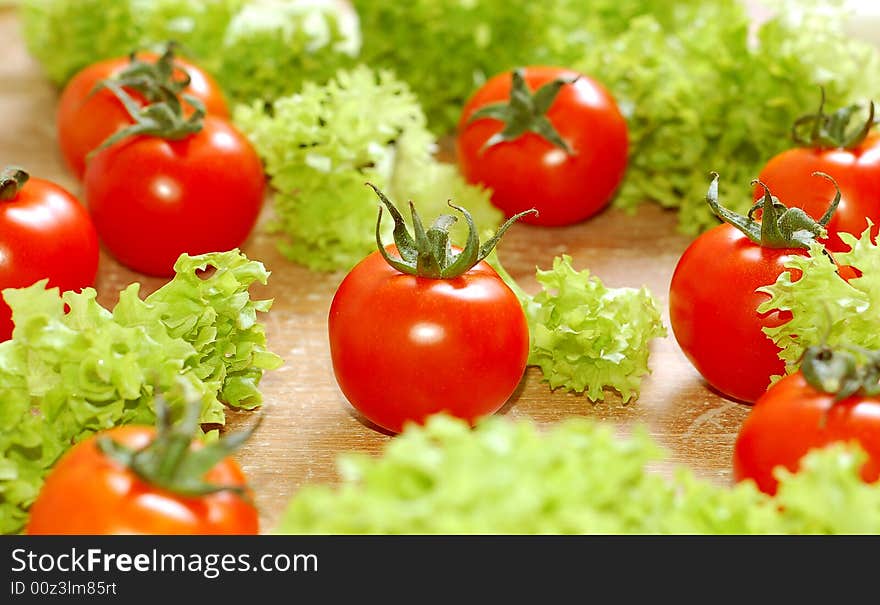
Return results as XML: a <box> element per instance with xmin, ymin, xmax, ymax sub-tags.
<box><xmin>0</xmin><ymin>250</ymin><xmax>281</xmax><ymax>534</ymax></box>
<box><xmin>495</xmin><ymin>254</ymin><xmax>666</xmax><ymax>402</ymax></box>
<box><xmin>20</xmin><ymin>0</ymin><xmax>241</xmax><ymax>84</ymax></box>
<box><xmin>20</xmin><ymin>0</ymin><xmax>358</xmax><ymax>105</ymax></box>
<box><xmin>235</xmin><ymin>66</ymin><xmax>501</xmax><ymax>271</ymax></box>
<box><xmin>758</xmin><ymin>226</ymin><xmax>880</xmax><ymax>374</ymax></box>
<box><xmin>277</xmin><ymin>414</ymin><xmax>880</xmax><ymax>534</ymax></box>
<box><xmin>773</xmin><ymin>443</ymin><xmax>880</xmax><ymax>534</ymax></box>
<box><xmin>573</xmin><ymin>1</ymin><xmax>880</xmax><ymax>234</ymax></box>
<box><xmin>211</xmin><ymin>0</ymin><xmax>359</xmax><ymax>105</ymax></box>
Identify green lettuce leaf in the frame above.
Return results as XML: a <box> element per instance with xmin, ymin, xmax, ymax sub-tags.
<box><xmin>573</xmin><ymin>0</ymin><xmax>880</xmax><ymax>234</ymax></box>
<box><xmin>210</xmin><ymin>0</ymin><xmax>359</xmax><ymax>105</ymax></box>
<box><xmin>492</xmin><ymin>254</ymin><xmax>666</xmax><ymax>402</ymax></box>
<box><xmin>277</xmin><ymin>414</ymin><xmax>880</xmax><ymax>534</ymax></box>
<box><xmin>21</xmin><ymin>0</ymin><xmax>240</xmax><ymax>84</ymax></box>
<box><xmin>758</xmin><ymin>225</ymin><xmax>880</xmax><ymax>374</ymax></box>
<box><xmin>20</xmin><ymin>0</ymin><xmax>358</xmax><ymax>105</ymax></box>
<box><xmin>234</xmin><ymin>66</ymin><xmax>501</xmax><ymax>271</ymax></box>
<box><xmin>0</xmin><ymin>250</ymin><xmax>282</xmax><ymax>534</ymax></box>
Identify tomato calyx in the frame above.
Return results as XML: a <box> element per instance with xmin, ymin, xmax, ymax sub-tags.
<box><xmin>368</xmin><ymin>183</ymin><xmax>536</xmax><ymax>279</ymax></box>
<box><xmin>94</xmin><ymin>41</ymin><xmax>191</xmax><ymax>108</ymax></box>
<box><xmin>97</xmin><ymin>396</ymin><xmax>258</xmax><ymax>498</ymax></box>
<box><xmin>801</xmin><ymin>345</ymin><xmax>880</xmax><ymax>402</ymax></box>
<box><xmin>94</xmin><ymin>78</ymin><xmax>205</xmax><ymax>152</ymax></box>
<box><xmin>466</xmin><ymin>68</ymin><xmax>578</xmax><ymax>154</ymax></box>
<box><xmin>0</xmin><ymin>166</ymin><xmax>28</xmax><ymax>201</ymax></box>
<box><xmin>707</xmin><ymin>171</ymin><xmax>840</xmax><ymax>249</ymax></box>
<box><xmin>792</xmin><ymin>87</ymin><xmax>876</xmax><ymax>150</ymax></box>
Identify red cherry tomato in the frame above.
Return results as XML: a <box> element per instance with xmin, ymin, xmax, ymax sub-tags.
<box><xmin>57</xmin><ymin>52</ymin><xmax>229</xmax><ymax>179</ymax></box>
<box><xmin>457</xmin><ymin>66</ymin><xmax>628</xmax><ymax>227</ymax></box>
<box><xmin>669</xmin><ymin>225</ymin><xmax>797</xmax><ymax>403</ymax></box>
<box><xmin>733</xmin><ymin>371</ymin><xmax>880</xmax><ymax>495</ymax></box>
<box><xmin>27</xmin><ymin>426</ymin><xmax>258</xmax><ymax>535</ymax></box>
<box><xmin>328</xmin><ymin>245</ymin><xmax>529</xmax><ymax>434</ymax></box>
<box><xmin>756</xmin><ymin>133</ymin><xmax>880</xmax><ymax>252</ymax></box>
<box><xmin>84</xmin><ymin>116</ymin><xmax>265</xmax><ymax>277</ymax></box>
<box><xmin>0</xmin><ymin>168</ymin><xmax>99</xmax><ymax>341</ymax></box>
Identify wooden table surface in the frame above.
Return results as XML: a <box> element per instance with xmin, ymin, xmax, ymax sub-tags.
<box><xmin>0</xmin><ymin>8</ymin><xmax>751</xmax><ymax>532</ymax></box>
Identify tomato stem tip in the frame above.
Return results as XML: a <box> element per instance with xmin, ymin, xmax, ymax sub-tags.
<box><xmin>97</xmin><ymin>393</ymin><xmax>258</xmax><ymax>499</ymax></box>
<box><xmin>792</xmin><ymin>86</ymin><xmax>877</xmax><ymax>150</ymax></box>
<box><xmin>467</xmin><ymin>67</ymin><xmax>577</xmax><ymax>154</ymax></box>
<box><xmin>368</xmin><ymin>183</ymin><xmax>536</xmax><ymax>279</ymax></box>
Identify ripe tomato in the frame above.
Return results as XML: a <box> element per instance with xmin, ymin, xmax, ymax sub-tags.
<box><xmin>669</xmin><ymin>227</ymin><xmax>795</xmax><ymax>402</ymax></box>
<box><xmin>733</xmin><ymin>371</ymin><xmax>880</xmax><ymax>495</ymax></box>
<box><xmin>84</xmin><ymin>115</ymin><xmax>265</xmax><ymax>277</ymax></box>
<box><xmin>57</xmin><ymin>50</ymin><xmax>228</xmax><ymax>179</ymax></box>
<box><xmin>329</xmin><ymin>246</ymin><xmax>529</xmax><ymax>433</ymax></box>
<box><xmin>27</xmin><ymin>425</ymin><xmax>258</xmax><ymax>535</ymax></box>
<box><xmin>329</xmin><ymin>187</ymin><xmax>531</xmax><ymax>433</ymax></box>
<box><xmin>457</xmin><ymin>66</ymin><xmax>628</xmax><ymax>227</ymax></box>
<box><xmin>0</xmin><ymin>167</ymin><xmax>99</xmax><ymax>341</ymax></box>
<box><xmin>669</xmin><ymin>173</ymin><xmax>839</xmax><ymax>403</ymax></box>
<box><xmin>756</xmin><ymin>97</ymin><xmax>880</xmax><ymax>252</ymax></box>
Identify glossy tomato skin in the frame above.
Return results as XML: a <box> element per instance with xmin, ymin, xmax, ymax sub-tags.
<box><xmin>328</xmin><ymin>247</ymin><xmax>529</xmax><ymax>433</ymax></box>
<box><xmin>84</xmin><ymin>116</ymin><xmax>265</xmax><ymax>277</ymax></box>
<box><xmin>457</xmin><ymin>66</ymin><xmax>628</xmax><ymax>227</ymax></box>
<box><xmin>756</xmin><ymin>135</ymin><xmax>880</xmax><ymax>252</ymax></box>
<box><xmin>669</xmin><ymin>225</ymin><xmax>799</xmax><ymax>403</ymax></box>
<box><xmin>733</xmin><ymin>372</ymin><xmax>880</xmax><ymax>495</ymax></box>
<box><xmin>0</xmin><ymin>176</ymin><xmax>99</xmax><ymax>341</ymax></box>
<box><xmin>57</xmin><ymin>53</ymin><xmax>229</xmax><ymax>179</ymax></box>
<box><xmin>27</xmin><ymin>426</ymin><xmax>258</xmax><ymax>535</ymax></box>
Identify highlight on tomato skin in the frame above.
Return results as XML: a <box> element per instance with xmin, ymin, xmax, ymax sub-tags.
<box><xmin>26</xmin><ymin>424</ymin><xmax>260</xmax><ymax>536</ymax></box>
<box><xmin>456</xmin><ymin>65</ymin><xmax>629</xmax><ymax>227</ymax></box>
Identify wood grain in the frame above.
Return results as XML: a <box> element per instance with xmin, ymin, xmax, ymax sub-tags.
<box><xmin>1</xmin><ymin>8</ymin><xmax>751</xmax><ymax>532</ymax></box>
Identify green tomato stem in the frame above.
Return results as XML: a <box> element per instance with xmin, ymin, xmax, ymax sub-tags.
<box><xmin>706</xmin><ymin>171</ymin><xmax>840</xmax><ymax>249</ymax></box>
<box><xmin>467</xmin><ymin>67</ymin><xmax>577</xmax><ymax>154</ymax></box>
<box><xmin>0</xmin><ymin>166</ymin><xmax>29</xmax><ymax>201</ymax></box>
<box><xmin>792</xmin><ymin>87</ymin><xmax>877</xmax><ymax>150</ymax></box>
<box><xmin>97</xmin><ymin>393</ymin><xmax>258</xmax><ymax>499</ymax></box>
<box><xmin>370</xmin><ymin>183</ymin><xmax>537</xmax><ymax>279</ymax></box>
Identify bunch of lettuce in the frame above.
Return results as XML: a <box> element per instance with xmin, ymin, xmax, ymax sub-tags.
<box><xmin>278</xmin><ymin>414</ymin><xmax>880</xmax><ymax>534</ymax></box>
<box><xmin>355</xmin><ymin>0</ymin><xmax>880</xmax><ymax>233</ymax></box>
<box><xmin>0</xmin><ymin>251</ymin><xmax>282</xmax><ymax>534</ymax></box>
<box><xmin>210</xmin><ymin>0</ymin><xmax>360</xmax><ymax>105</ymax></box>
<box><xmin>574</xmin><ymin>0</ymin><xmax>880</xmax><ymax>233</ymax></box>
<box><xmin>20</xmin><ymin>0</ymin><xmax>359</xmax><ymax>104</ymax></box>
<box><xmin>759</xmin><ymin>226</ymin><xmax>880</xmax><ymax>374</ymax></box>
<box><xmin>491</xmin><ymin>254</ymin><xmax>665</xmax><ymax>402</ymax></box>
<box><xmin>235</xmin><ymin>66</ymin><xmax>501</xmax><ymax>271</ymax></box>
